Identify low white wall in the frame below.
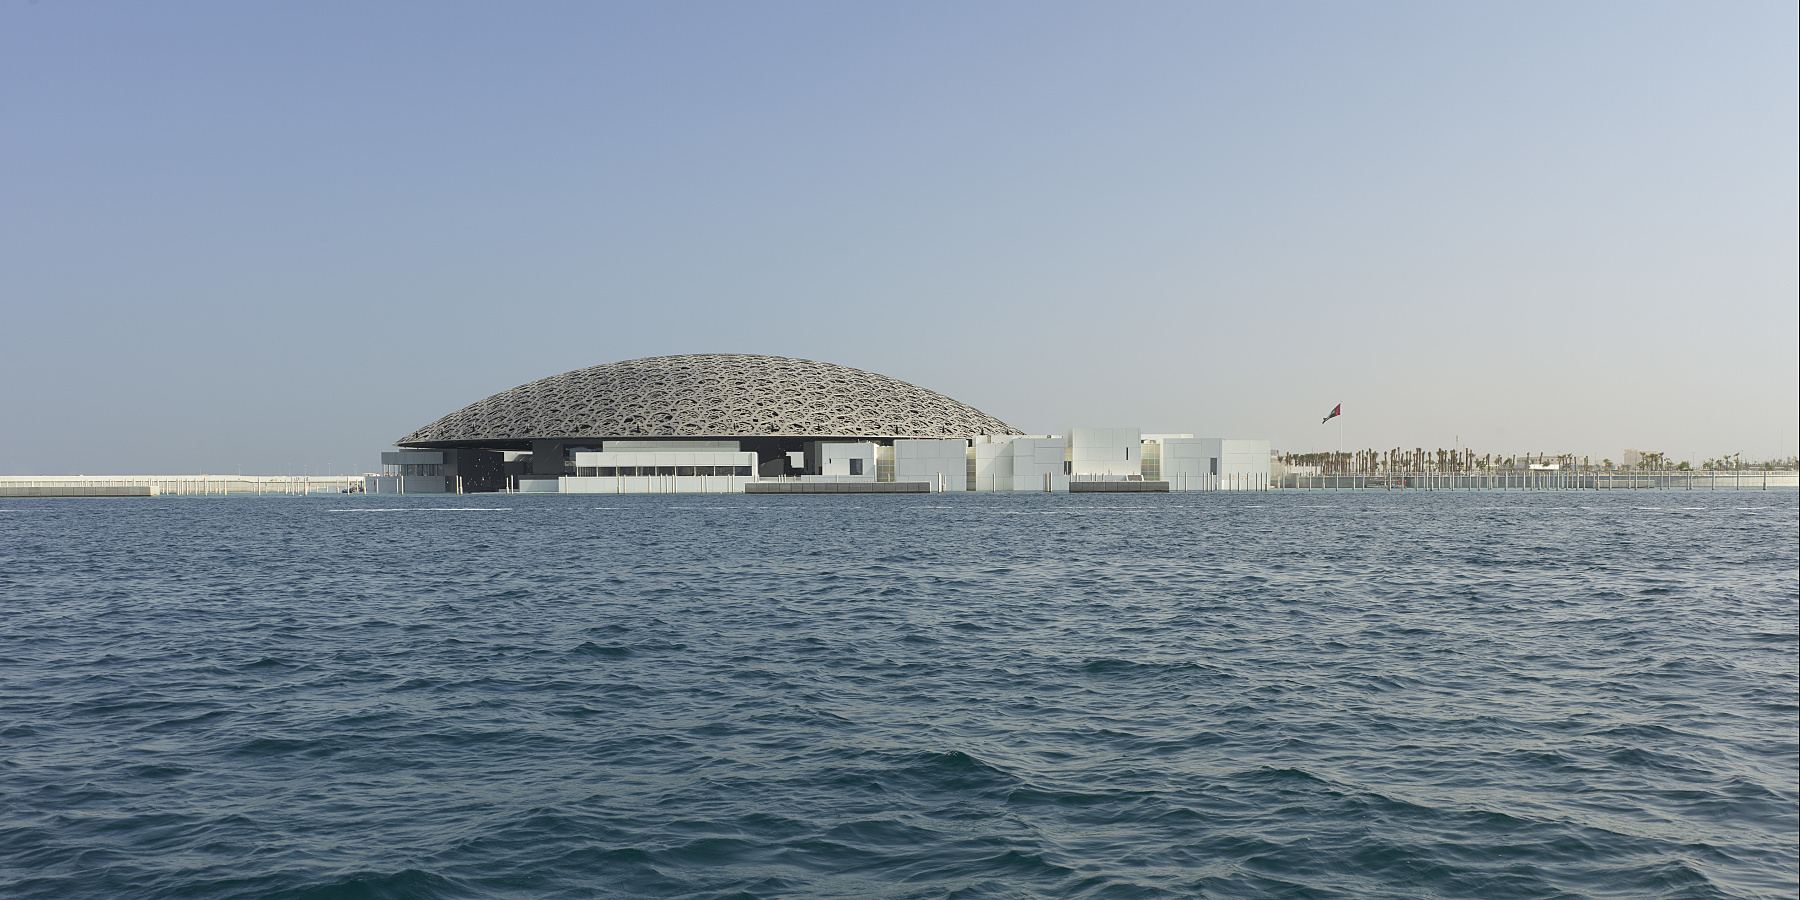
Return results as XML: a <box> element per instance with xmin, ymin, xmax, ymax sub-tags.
<box><xmin>562</xmin><ymin>475</ymin><xmax>749</xmax><ymax>494</ymax></box>
<box><xmin>573</xmin><ymin>450</ymin><xmax>756</xmax><ymax>471</ymax></box>
<box><xmin>969</xmin><ymin>474</ymin><xmax>1068</xmax><ymax>492</ymax></box>
<box><xmin>363</xmin><ymin>475</ymin><xmax>453</xmax><ymax>494</ymax></box>
<box><xmin>1163</xmin><ymin>472</ymin><xmax>1270</xmax><ymax>491</ymax></box>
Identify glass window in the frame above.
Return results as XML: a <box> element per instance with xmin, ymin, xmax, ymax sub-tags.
<box><xmin>849</xmin><ymin>459</ymin><xmax>863</xmax><ymax>475</ymax></box>
<box><xmin>676</xmin><ymin>466</ymin><xmax>696</xmax><ymax>476</ymax></box>
<box><xmin>694</xmin><ymin>466</ymin><xmax>714</xmax><ymax>476</ymax></box>
<box><xmin>1209</xmin><ymin>458</ymin><xmax>1219</xmax><ymax>475</ymax></box>
<box><xmin>617</xmin><ymin>466</ymin><xmax>637</xmax><ymax>476</ymax></box>
<box><xmin>598</xmin><ymin>467</ymin><xmax>617</xmax><ymax>477</ymax></box>
<box><xmin>656</xmin><ymin>466</ymin><xmax>676</xmax><ymax>476</ymax></box>
<box><xmin>734</xmin><ymin>466</ymin><xmax>752</xmax><ymax>476</ymax></box>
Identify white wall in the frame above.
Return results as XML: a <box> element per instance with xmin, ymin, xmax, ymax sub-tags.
<box><xmin>815</xmin><ymin>442</ymin><xmax>876</xmax><ymax>477</ymax></box>
<box><xmin>1217</xmin><ymin>439</ymin><xmax>1271</xmax><ymax>489</ymax></box>
<box><xmin>573</xmin><ymin>450</ymin><xmax>756</xmax><ymax>473</ymax></box>
<box><xmin>1067</xmin><ymin>428</ymin><xmax>1141</xmax><ymax>477</ymax></box>
<box><xmin>563</xmin><ymin>475</ymin><xmax>748</xmax><ymax>493</ymax></box>
<box><xmin>1002</xmin><ymin>474</ymin><xmax>1069</xmax><ymax>492</ymax></box>
<box><xmin>1010</xmin><ymin>438</ymin><xmax>1066</xmax><ymax>477</ymax></box>
<box><xmin>365</xmin><ymin>474</ymin><xmax>452</xmax><ymax>493</ymax></box>
<box><xmin>895</xmin><ymin>439</ymin><xmax>968</xmax><ymax>491</ymax></box>
<box><xmin>1220</xmin><ymin>440</ymin><xmax>1272</xmax><ymax>479</ymax></box>
<box><xmin>1158</xmin><ymin>438</ymin><xmax>1218</xmax><ymax>480</ymax></box>
<box><xmin>971</xmin><ymin>440</ymin><xmax>1012</xmax><ymax>486</ymax></box>
<box><xmin>1144</xmin><ymin>437</ymin><xmax>1272</xmax><ymax>490</ymax></box>
<box><xmin>967</xmin><ymin>437</ymin><xmax>1064</xmax><ymax>490</ymax></box>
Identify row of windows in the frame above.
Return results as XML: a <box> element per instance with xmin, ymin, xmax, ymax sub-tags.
<box><xmin>575</xmin><ymin>466</ymin><xmax>753</xmax><ymax>477</ymax></box>
<box><xmin>388</xmin><ymin>464</ymin><xmax>444</xmax><ymax>476</ymax></box>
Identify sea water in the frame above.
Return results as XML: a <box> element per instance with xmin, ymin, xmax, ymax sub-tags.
<box><xmin>1</xmin><ymin>491</ymin><xmax>1794</xmax><ymax>899</ymax></box>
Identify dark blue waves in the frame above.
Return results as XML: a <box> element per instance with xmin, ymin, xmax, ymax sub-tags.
<box><xmin>1</xmin><ymin>492</ymin><xmax>1795</xmax><ymax>899</ymax></box>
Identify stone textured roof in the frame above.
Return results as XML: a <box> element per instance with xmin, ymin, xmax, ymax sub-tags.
<box><xmin>398</xmin><ymin>354</ymin><xmax>1022</xmax><ymax>444</ymax></box>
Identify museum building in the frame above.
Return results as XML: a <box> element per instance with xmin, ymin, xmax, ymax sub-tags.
<box><xmin>368</xmin><ymin>353</ymin><xmax>1269</xmax><ymax>493</ymax></box>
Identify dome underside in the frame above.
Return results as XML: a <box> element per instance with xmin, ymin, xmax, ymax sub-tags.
<box><xmin>398</xmin><ymin>354</ymin><xmax>1023</xmax><ymax>444</ymax></box>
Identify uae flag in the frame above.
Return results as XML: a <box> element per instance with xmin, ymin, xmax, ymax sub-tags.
<box><xmin>1321</xmin><ymin>403</ymin><xmax>1341</xmax><ymax>424</ymax></box>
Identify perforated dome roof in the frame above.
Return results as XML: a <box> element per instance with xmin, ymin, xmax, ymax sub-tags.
<box><xmin>397</xmin><ymin>354</ymin><xmax>1022</xmax><ymax>445</ymax></box>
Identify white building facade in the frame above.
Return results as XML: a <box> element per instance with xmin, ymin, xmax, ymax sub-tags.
<box><xmin>371</xmin><ymin>353</ymin><xmax>1274</xmax><ymax>495</ymax></box>
<box><xmin>561</xmin><ymin>446</ymin><xmax>758</xmax><ymax>494</ymax></box>
<box><xmin>372</xmin><ymin>433</ymin><xmax>1273</xmax><ymax>494</ymax></box>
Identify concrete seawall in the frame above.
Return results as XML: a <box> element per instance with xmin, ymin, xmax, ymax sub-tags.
<box><xmin>1070</xmin><ymin>481</ymin><xmax>1170</xmax><ymax>493</ymax></box>
<box><xmin>746</xmin><ymin>482</ymin><xmax>931</xmax><ymax>494</ymax></box>
<box><xmin>0</xmin><ymin>484</ymin><xmax>158</xmax><ymax>497</ymax></box>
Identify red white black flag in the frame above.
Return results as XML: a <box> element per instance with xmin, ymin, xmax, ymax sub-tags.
<box><xmin>1321</xmin><ymin>404</ymin><xmax>1341</xmax><ymax>424</ymax></box>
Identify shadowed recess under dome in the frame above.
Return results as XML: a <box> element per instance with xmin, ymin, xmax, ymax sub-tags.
<box><xmin>397</xmin><ymin>354</ymin><xmax>1023</xmax><ymax>445</ymax></box>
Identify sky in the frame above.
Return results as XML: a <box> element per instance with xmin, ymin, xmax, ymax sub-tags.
<box><xmin>2</xmin><ymin>1</ymin><xmax>1795</xmax><ymax>475</ymax></box>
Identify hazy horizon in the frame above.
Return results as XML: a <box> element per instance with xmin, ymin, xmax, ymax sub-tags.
<box><xmin>3</xmin><ymin>2</ymin><xmax>1795</xmax><ymax>476</ymax></box>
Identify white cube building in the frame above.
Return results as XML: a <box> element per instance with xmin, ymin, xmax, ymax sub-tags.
<box><xmin>1066</xmin><ymin>428</ymin><xmax>1142</xmax><ymax>480</ymax></box>
<box><xmin>894</xmin><ymin>439</ymin><xmax>968</xmax><ymax>493</ymax></box>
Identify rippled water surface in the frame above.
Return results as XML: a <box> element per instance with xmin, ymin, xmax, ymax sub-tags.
<box><xmin>2</xmin><ymin>491</ymin><xmax>1795</xmax><ymax>899</ymax></box>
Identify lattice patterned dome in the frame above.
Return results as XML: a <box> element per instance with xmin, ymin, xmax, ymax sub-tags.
<box><xmin>398</xmin><ymin>354</ymin><xmax>1023</xmax><ymax>444</ymax></box>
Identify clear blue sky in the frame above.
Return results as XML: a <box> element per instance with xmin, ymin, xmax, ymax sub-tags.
<box><xmin>3</xmin><ymin>1</ymin><xmax>1794</xmax><ymax>475</ymax></box>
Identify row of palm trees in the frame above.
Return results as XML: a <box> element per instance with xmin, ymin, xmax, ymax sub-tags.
<box><xmin>1280</xmin><ymin>449</ymin><xmax>1568</xmax><ymax>475</ymax></box>
<box><xmin>1278</xmin><ymin>449</ymin><xmax>1797</xmax><ymax>475</ymax></box>
<box><xmin>1694</xmin><ymin>452</ymin><xmax>1799</xmax><ymax>471</ymax></box>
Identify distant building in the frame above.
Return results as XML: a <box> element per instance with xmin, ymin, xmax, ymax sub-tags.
<box><xmin>368</xmin><ymin>354</ymin><xmax>1270</xmax><ymax>493</ymax></box>
<box><xmin>1623</xmin><ymin>449</ymin><xmax>1642</xmax><ymax>468</ymax></box>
